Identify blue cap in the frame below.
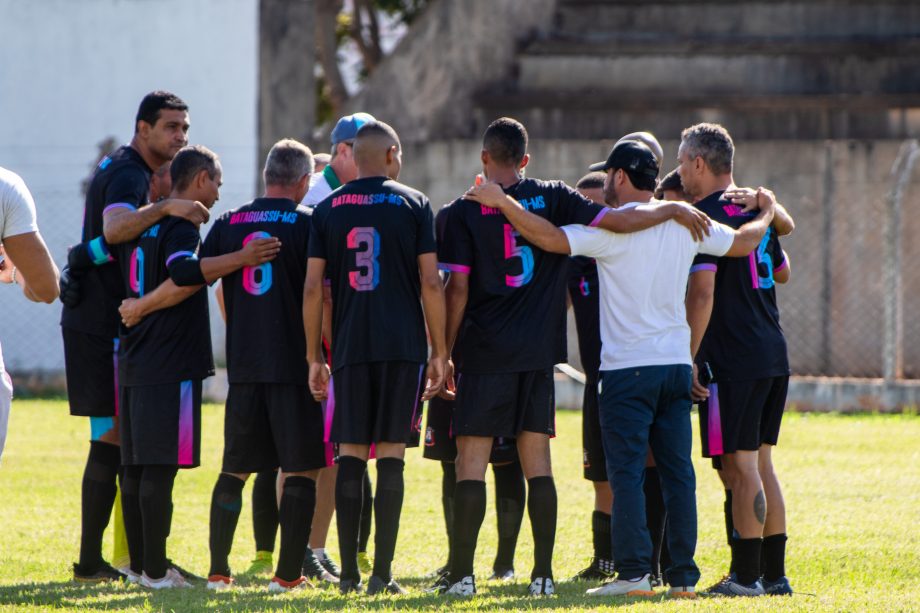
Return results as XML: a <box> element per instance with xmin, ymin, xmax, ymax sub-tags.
<box><xmin>330</xmin><ymin>112</ymin><xmax>376</xmax><ymax>145</ymax></box>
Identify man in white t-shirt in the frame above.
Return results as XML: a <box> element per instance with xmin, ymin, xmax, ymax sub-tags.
<box><xmin>302</xmin><ymin>112</ymin><xmax>375</xmax><ymax>206</ymax></box>
<box><xmin>464</xmin><ymin>140</ymin><xmax>774</xmax><ymax>599</ymax></box>
<box><xmin>0</xmin><ymin>166</ymin><xmax>60</xmax><ymax>461</ymax></box>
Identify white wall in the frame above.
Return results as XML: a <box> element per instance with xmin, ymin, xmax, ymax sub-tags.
<box><xmin>0</xmin><ymin>0</ymin><xmax>259</xmax><ymax>370</ymax></box>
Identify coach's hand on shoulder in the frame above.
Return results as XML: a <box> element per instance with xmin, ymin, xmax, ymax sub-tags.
<box><xmin>422</xmin><ymin>354</ymin><xmax>447</xmax><ymax>401</ymax></box>
<box><xmin>309</xmin><ymin>361</ymin><xmax>331</xmax><ymax>401</ymax></box>
<box><xmin>239</xmin><ymin>237</ymin><xmax>282</xmax><ymax>266</ymax></box>
<box><xmin>668</xmin><ymin>201</ymin><xmax>711</xmax><ymax>241</ymax></box>
<box><xmin>119</xmin><ymin>298</ymin><xmax>146</xmax><ymax>327</ymax></box>
<box><xmin>162</xmin><ymin>198</ymin><xmax>210</xmax><ymax>227</ymax></box>
<box><xmin>464</xmin><ymin>181</ymin><xmax>508</xmax><ymax>210</ymax></box>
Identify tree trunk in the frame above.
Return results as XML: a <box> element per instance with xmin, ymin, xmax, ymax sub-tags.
<box><xmin>315</xmin><ymin>0</ymin><xmax>348</xmax><ymax>118</ymax></box>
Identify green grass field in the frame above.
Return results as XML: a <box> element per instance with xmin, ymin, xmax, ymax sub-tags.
<box><xmin>0</xmin><ymin>400</ymin><xmax>917</xmax><ymax>612</ymax></box>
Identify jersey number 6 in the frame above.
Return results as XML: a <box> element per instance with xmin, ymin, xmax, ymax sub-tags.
<box><xmin>348</xmin><ymin>226</ymin><xmax>380</xmax><ymax>291</ymax></box>
<box><xmin>243</xmin><ymin>231</ymin><xmax>273</xmax><ymax>296</ymax></box>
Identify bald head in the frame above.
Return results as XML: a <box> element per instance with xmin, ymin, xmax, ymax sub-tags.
<box><xmin>353</xmin><ymin>121</ymin><xmax>402</xmax><ymax>179</ymax></box>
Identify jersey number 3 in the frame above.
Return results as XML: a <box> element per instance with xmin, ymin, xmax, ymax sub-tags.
<box><xmin>348</xmin><ymin>226</ymin><xmax>380</xmax><ymax>291</ymax></box>
<box><xmin>504</xmin><ymin>224</ymin><xmax>534</xmax><ymax>287</ymax></box>
<box><xmin>243</xmin><ymin>231</ymin><xmax>273</xmax><ymax>296</ymax></box>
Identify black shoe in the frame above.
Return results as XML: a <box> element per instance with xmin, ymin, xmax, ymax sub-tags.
<box><xmin>303</xmin><ymin>548</ymin><xmax>338</xmax><ymax>583</ymax></box>
<box><xmin>166</xmin><ymin>559</ymin><xmax>204</xmax><ymax>583</ymax></box>
<box><xmin>339</xmin><ymin>577</ymin><xmax>364</xmax><ymax>594</ymax></box>
<box><xmin>72</xmin><ymin>562</ymin><xmax>126</xmax><ymax>583</ymax></box>
<box><xmin>570</xmin><ymin>557</ymin><xmax>615</xmax><ymax>581</ymax></box>
<box><xmin>316</xmin><ymin>550</ymin><xmax>341</xmax><ymax>578</ymax></box>
<box><xmin>425</xmin><ymin>572</ymin><xmax>451</xmax><ymax>593</ymax></box>
<box><xmin>366</xmin><ymin>575</ymin><xmax>407</xmax><ymax>595</ymax></box>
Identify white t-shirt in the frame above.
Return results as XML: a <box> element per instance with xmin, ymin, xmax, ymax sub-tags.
<box><xmin>562</xmin><ymin>200</ymin><xmax>735</xmax><ymax>371</ymax></box>
<box><xmin>0</xmin><ymin>167</ymin><xmax>38</xmax><ymax>241</ymax></box>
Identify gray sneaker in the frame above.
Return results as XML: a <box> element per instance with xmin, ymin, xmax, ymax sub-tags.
<box><xmin>704</xmin><ymin>573</ymin><xmax>765</xmax><ymax>597</ymax></box>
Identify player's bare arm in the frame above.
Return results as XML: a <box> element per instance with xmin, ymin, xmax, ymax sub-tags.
<box><xmin>723</xmin><ymin>199</ymin><xmax>776</xmax><ymax>257</ymax></box>
<box><xmin>600</xmin><ymin>201</ymin><xmax>712</xmax><ymax>241</ymax></box>
<box><xmin>195</xmin><ymin>236</ymin><xmax>281</xmax><ymax>284</ymax></box>
<box><xmin>465</xmin><ymin>182</ymin><xmax>571</xmax><ymax>254</ymax></box>
<box><xmin>102</xmin><ymin>198</ymin><xmax>210</xmax><ymax>244</ymax></box>
<box><xmin>441</xmin><ymin>270</ymin><xmax>470</xmax><ymax>399</ymax></box>
<box><xmin>726</xmin><ymin>186</ymin><xmax>795</xmax><ymax>236</ymax></box>
<box><xmin>0</xmin><ymin>232</ymin><xmax>59</xmax><ymax>303</ymax></box>
<box><xmin>304</xmin><ymin>257</ymin><xmax>329</xmax><ymax>401</ymax></box>
<box><xmin>775</xmin><ymin>250</ymin><xmax>792</xmax><ymax>284</ymax></box>
<box><xmin>686</xmin><ymin>270</ymin><xmax>715</xmax><ymax>401</ymax></box>
<box><xmin>119</xmin><ymin>279</ymin><xmax>199</xmax><ymax>327</ymax></box>
<box><xmin>418</xmin><ymin>252</ymin><xmax>448</xmax><ymax>400</ymax></box>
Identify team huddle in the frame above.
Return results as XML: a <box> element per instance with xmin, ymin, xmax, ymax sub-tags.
<box><xmin>58</xmin><ymin>91</ymin><xmax>794</xmax><ymax>599</ymax></box>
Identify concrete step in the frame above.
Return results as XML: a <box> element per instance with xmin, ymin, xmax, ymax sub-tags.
<box><xmin>554</xmin><ymin>1</ymin><xmax>920</xmax><ymax>39</ymax></box>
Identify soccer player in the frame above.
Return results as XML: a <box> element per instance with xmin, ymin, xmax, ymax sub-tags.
<box><xmin>680</xmin><ymin>123</ymin><xmax>795</xmax><ymax>597</ymax></box>
<box><xmin>468</xmin><ymin>138</ymin><xmax>775</xmax><ymax>599</ymax></box>
<box><xmin>304</xmin><ymin>120</ymin><xmax>447</xmax><ymax>595</ymax></box>
<box><xmin>438</xmin><ymin>118</ymin><xmax>711</xmax><ymax>597</ymax></box>
<box><xmin>60</xmin><ymin>91</ymin><xmax>208</xmax><ymax>583</ymax></box>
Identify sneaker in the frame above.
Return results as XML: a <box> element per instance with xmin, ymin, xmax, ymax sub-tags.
<box><xmin>528</xmin><ymin>576</ymin><xmax>555</xmax><ymax>596</ymax></box>
<box><xmin>444</xmin><ymin>575</ymin><xmax>476</xmax><ymax>596</ymax></box>
<box><xmin>703</xmin><ymin>573</ymin><xmax>731</xmax><ymax>592</ymax></box>
<box><xmin>762</xmin><ymin>575</ymin><xmax>793</xmax><ymax>596</ymax></box>
<box><xmin>366</xmin><ymin>575</ymin><xmax>407</xmax><ymax>595</ymax></box>
<box><xmin>246</xmin><ymin>551</ymin><xmax>274</xmax><ymax>575</ymax></box>
<box><xmin>339</xmin><ymin>577</ymin><xmax>364</xmax><ymax>594</ymax></box>
<box><xmin>489</xmin><ymin>567</ymin><xmax>515</xmax><ymax>581</ymax></box>
<box><xmin>316</xmin><ymin>550</ymin><xmax>341</xmax><ymax>578</ymax></box>
<box><xmin>650</xmin><ymin>574</ymin><xmax>665</xmax><ymax>588</ymax></box>
<box><xmin>268</xmin><ymin>575</ymin><xmax>311</xmax><ymax>593</ymax></box>
<box><xmin>72</xmin><ymin>562</ymin><xmax>127</xmax><ymax>583</ymax></box>
<box><xmin>302</xmin><ymin>548</ymin><xmax>338</xmax><ymax>583</ymax></box>
<box><xmin>425</xmin><ymin>572</ymin><xmax>451</xmax><ymax>593</ymax></box>
<box><xmin>586</xmin><ymin>573</ymin><xmax>656</xmax><ymax>597</ymax></box>
<box><xmin>206</xmin><ymin>574</ymin><xmax>234</xmax><ymax>591</ymax></box>
<box><xmin>121</xmin><ymin>568</ymin><xmax>141</xmax><ymax>585</ymax></box>
<box><xmin>571</xmin><ymin>557</ymin><xmax>615</xmax><ymax>581</ymax></box>
<box><xmin>140</xmin><ymin>568</ymin><xmax>191</xmax><ymax>589</ymax></box>
<box><xmin>704</xmin><ymin>573</ymin><xmax>765</xmax><ymax>597</ymax></box>
<box><xmin>668</xmin><ymin>585</ymin><xmax>697</xmax><ymax>599</ymax></box>
<box><xmin>166</xmin><ymin>559</ymin><xmax>203</xmax><ymax>583</ymax></box>
<box><xmin>357</xmin><ymin>551</ymin><xmax>373</xmax><ymax>574</ymax></box>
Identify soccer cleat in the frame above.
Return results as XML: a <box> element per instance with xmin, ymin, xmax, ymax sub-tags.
<box><xmin>762</xmin><ymin>575</ymin><xmax>794</xmax><ymax>596</ymax></box>
<box><xmin>366</xmin><ymin>575</ymin><xmax>407</xmax><ymax>595</ymax></box>
<box><xmin>302</xmin><ymin>548</ymin><xmax>338</xmax><ymax>583</ymax></box>
<box><xmin>72</xmin><ymin>562</ymin><xmax>127</xmax><ymax>583</ymax></box>
<box><xmin>206</xmin><ymin>574</ymin><xmax>234</xmax><ymax>591</ymax></box>
<box><xmin>571</xmin><ymin>557</ymin><xmax>615</xmax><ymax>581</ymax></box>
<box><xmin>121</xmin><ymin>568</ymin><xmax>141</xmax><ymax>585</ymax></box>
<box><xmin>703</xmin><ymin>573</ymin><xmax>765</xmax><ymax>597</ymax></box>
<box><xmin>268</xmin><ymin>575</ymin><xmax>311</xmax><ymax>593</ymax></box>
<box><xmin>140</xmin><ymin>568</ymin><xmax>192</xmax><ymax>589</ymax></box>
<box><xmin>166</xmin><ymin>559</ymin><xmax>203</xmax><ymax>583</ymax></box>
<box><xmin>668</xmin><ymin>585</ymin><xmax>697</xmax><ymax>599</ymax></box>
<box><xmin>246</xmin><ymin>550</ymin><xmax>274</xmax><ymax>575</ymax></box>
<box><xmin>425</xmin><ymin>572</ymin><xmax>452</xmax><ymax>593</ymax></box>
<box><xmin>316</xmin><ymin>550</ymin><xmax>341</xmax><ymax>578</ymax></box>
<box><xmin>339</xmin><ymin>578</ymin><xmax>364</xmax><ymax>594</ymax></box>
<box><xmin>489</xmin><ymin>567</ymin><xmax>515</xmax><ymax>581</ymax></box>
<box><xmin>586</xmin><ymin>573</ymin><xmax>656</xmax><ymax>597</ymax></box>
<box><xmin>357</xmin><ymin>551</ymin><xmax>373</xmax><ymax>574</ymax></box>
<box><xmin>528</xmin><ymin>576</ymin><xmax>556</xmax><ymax>596</ymax></box>
<box><xmin>444</xmin><ymin>575</ymin><xmax>476</xmax><ymax>596</ymax></box>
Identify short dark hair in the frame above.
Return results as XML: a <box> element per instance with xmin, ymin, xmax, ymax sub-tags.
<box><xmin>576</xmin><ymin>171</ymin><xmax>606</xmax><ymax>190</ymax></box>
<box><xmin>483</xmin><ymin>117</ymin><xmax>528</xmax><ymax>167</ymax></box>
<box><xmin>620</xmin><ymin>168</ymin><xmax>657</xmax><ymax>192</ymax></box>
<box><xmin>654</xmin><ymin>167</ymin><xmax>684</xmax><ymax>199</ymax></box>
<box><xmin>135</xmin><ymin>90</ymin><xmax>188</xmax><ymax>133</ymax></box>
<box><xmin>680</xmin><ymin>123</ymin><xmax>734</xmax><ymax>175</ymax></box>
<box><xmin>170</xmin><ymin>145</ymin><xmax>219</xmax><ymax>192</ymax></box>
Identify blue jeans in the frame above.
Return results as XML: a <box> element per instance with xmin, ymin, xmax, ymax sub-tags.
<box><xmin>599</xmin><ymin>364</ymin><xmax>700</xmax><ymax>587</ymax></box>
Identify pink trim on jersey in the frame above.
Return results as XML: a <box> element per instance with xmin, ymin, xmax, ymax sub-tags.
<box><xmin>166</xmin><ymin>251</ymin><xmax>195</xmax><ymax>267</ymax></box>
<box><xmin>748</xmin><ymin>253</ymin><xmax>760</xmax><ymax>289</ymax></box>
<box><xmin>774</xmin><ymin>258</ymin><xmax>788</xmax><ymax>272</ymax></box>
<box><xmin>588</xmin><ymin>208</ymin><xmax>611</xmax><ymax>227</ymax></box>
<box><xmin>177</xmin><ymin>380</ymin><xmax>194</xmax><ymax>466</ymax></box>
<box><xmin>438</xmin><ymin>263</ymin><xmax>471</xmax><ymax>274</ymax></box>
<box><xmin>690</xmin><ymin>263</ymin><xmax>717</xmax><ymax>274</ymax></box>
<box><xmin>102</xmin><ymin>202</ymin><xmax>137</xmax><ymax>215</ymax></box>
<box><xmin>707</xmin><ymin>383</ymin><xmax>723</xmax><ymax>456</ymax></box>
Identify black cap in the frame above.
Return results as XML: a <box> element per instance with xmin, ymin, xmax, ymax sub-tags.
<box><xmin>589</xmin><ymin>141</ymin><xmax>660</xmax><ymax>179</ymax></box>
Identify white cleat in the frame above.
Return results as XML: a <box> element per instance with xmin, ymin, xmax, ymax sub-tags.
<box><xmin>206</xmin><ymin>574</ymin><xmax>234</xmax><ymax>591</ymax></box>
<box><xmin>444</xmin><ymin>575</ymin><xmax>476</xmax><ymax>596</ymax></box>
<box><xmin>528</xmin><ymin>576</ymin><xmax>556</xmax><ymax>596</ymax></box>
<box><xmin>586</xmin><ymin>572</ymin><xmax>656</xmax><ymax>597</ymax></box>
<box><xmin>140</xmin><ymin>568</ymin><xmax>192</xmax><ymax>589</ymax></box>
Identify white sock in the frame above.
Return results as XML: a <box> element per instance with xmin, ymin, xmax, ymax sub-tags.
<box><xmin>313</xmin><ymin>548</ymin><xmax>325</xmax><ymax>557</ymax></box>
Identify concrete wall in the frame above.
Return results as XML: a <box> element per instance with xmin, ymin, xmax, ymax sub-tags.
<box><xmin>0</xmin><ymin>0</ymin><xmax>259</xmax><ymax>371</ymax></box>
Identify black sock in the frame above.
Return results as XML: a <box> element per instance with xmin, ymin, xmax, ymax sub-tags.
<box><xmin>591</xmin><ymin>510</ymin><xmax>612</xmax><ymax>561</ymax></box>
<box><xmin>450</xmin><ymin>480</ymin><xmax>486</xmax><ymax>581</ymax></box>
<box><xmin>276</xmin><ymin>476</ymin><xmax>316</xmax><ymax>582</ymax></box>
<box><xmin>120</xmin><ymin>465</ymin><xmax>144</xmax><ymax>575</ymax></box>
<box><xmin>441</xmin><ymin>462</ymin><xmax>456</xmax><ymax>570</ymax></box>
<box><xmin>358</xmin><ymin>470</ymin><xmax>373</xmax><ymax>553</ymax></box>
<box><xmin>724</xmin><ymin>490</ymin><xmax>737</xmax><ymax>574</ymax></box>
<box><xmin>492</xmin><ymin>461</ymin><xmax>524</xmax><ymax>572</ymax></box>
<box><xmin>762</xmin><ymin>533</ymin><xmax>787</xmax><ymax>581</ymax></box>
<box><xmin>252</xmin><ymin>470</ymin><xmax>279</xmax><ymax>554</ymax></box>
<box><xmin>139</xmin><ymin>465</ymin><xmax>178</xmax><ymax>579</ymax></box>
<box><xmin>644</xmin><ymin>466</ymin><xmax>668</xmax><ymax>578</ymax></box>
<box><xmin>732</xmin><ymin>537</ymin><xmax>763</xmax><ymax>586</ymax></box>
<box><xmin>527</xmin><ymin>476</ymin><xmax>557</xmax><ymax>580</ymax></box>
<box><xmin>208</xmin><ymin>474</ymin><xmax>245</xmax><ymax>577</ymax></box>
<box><xmin>335</xmin><ymin>456</ymin><xmax>366</xmax><ymax>581</ymax></box>
<box><xmin>372</xmin><ymin>458</ymin><xmax>405</xmax><ymax>582</ymax></box>
<box><xmin>77</xmin><ymin>441</ymin><xmax>120</xmax><ymax>570</ymax></box>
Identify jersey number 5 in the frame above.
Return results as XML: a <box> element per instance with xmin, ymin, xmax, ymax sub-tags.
<box><xmin>348</xmin><ymin>226</ymin><xmax>380</xmax><ymax>291</ymax></box>
<box><xmin>504</xmin><ymin>224</ymin><xmax>534</xmax><ymax>287</ymax></box>
<box><xmin>243</xmin><ymin>231</ymin><xmax>273</xmax><ymax>296</ymax></box>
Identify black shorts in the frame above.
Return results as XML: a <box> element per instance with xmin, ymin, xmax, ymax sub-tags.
<box><xmin>453</xmin><ymin>368</ymin><xmax>555</xmax><ymax>439</ymax></box>
<box><xmin>581</xmin><ymin>375</ymin><xmax>606</xmax><ymax>482</ymax></box>
<box><xmin>120</xmin><ymin>379</ymin><xmax>202</xmax><ymax>467</ymax></box>
<box><xmin>63</xmin><ymin>327</ymin><xmax>118</xmax><ymax>417</ymax></box>
<box><xmin>699</xmin><ymin>375</ymin><xmax>789</xmax><ymax>458</ymax></box>
<box><xmin>330</xmin><ymin>361</ymin><xmax>425</xmax><ymax>445</ymax></box>
<box><xmin>222</xmin><ymin>383</ymin><xmax>328</xmax><ymax>474</ymax></box>
<box><xmin>422</xmin><ymin>395</ymin><xmax>518</xmax><ymax>464</ymax></box>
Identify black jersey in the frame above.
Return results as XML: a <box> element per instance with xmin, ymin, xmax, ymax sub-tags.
<box><xmin>200</xmin><ymin>198</ymin><xmax>312</xmax><ymax>385</ymax></box>
<box><xmin>115</xmin><ymin>217</ymin><xmax>214</xmax><ymax>386</ymax></box>
<box><xmin>691</xmin><ymin>190</ymin><xmax>790</xmax><ymax>382</ymax></box>
<box><xmin>438</xmin><ymin>178</ymin><xmax>608</xmax><ymax>374</ymax></box>
<box><xmin>62</xmin><ymin>145</ymin><xmax>152</xmax><ymax>337</ymax></box>
<box><xmin>308</xmin><ymin>176</ymin><xmax>437</xmax><ymax>371</ymax></box>
<box><xmin>567</xmin><ymin>256</ymin><xmax>601</xmax><ymax>379</ymax></box>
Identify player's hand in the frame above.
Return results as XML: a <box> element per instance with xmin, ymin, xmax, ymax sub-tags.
<box><xmin>669</xmin><ymin>202</ymin><xmax>712</xmax><ymax>242</ymax></box>
<box><xmin>58</xmin><ymin>266</ymin><xmax>82</xmax><ymax>307</ymax></box>
<box><xmin>691</xmin><ymin>363</ymin><xmax>710</xmax><ymax>402</ymax></box>
<box><xmin>164</xmin><ymin>198</ymin><xmax>210</xmax><ymax>227</ymax></box>
<box><xmin>119</xmin><ymin>298</ymin><xmax>146</xmax><ymax>327</ymax></box>
<box><xmin>437</xmin><ymin>358</ymin><xmax>456</xmax><ymax>400</ymax></box>
<box><xmin>309</xmin><ymin>361</ymin><xmax>331</xmax><ymax>401</ymax></box>
<box><xmin>422</xmin><ymin>355</ymin><xmax>447</xmax><ymax>401</ymax></box>
<box><xmin>724</xmin><ymin>187</ymin><xmax>760</xmax><ymax>213</ymax></box>
<box><xmin>240</xmin><ymin>237</ymin><xmax>282</xmax><ymax>266</ymax></box>
<box><xmin>464</xmin><ymin>181</ymin><xmax>507</xmax><ymax>210</ymax></box>
<box><xmin>756</xmin><ymin>187</ymin><xmax>776</xmax><ymax>216</ymax></box>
